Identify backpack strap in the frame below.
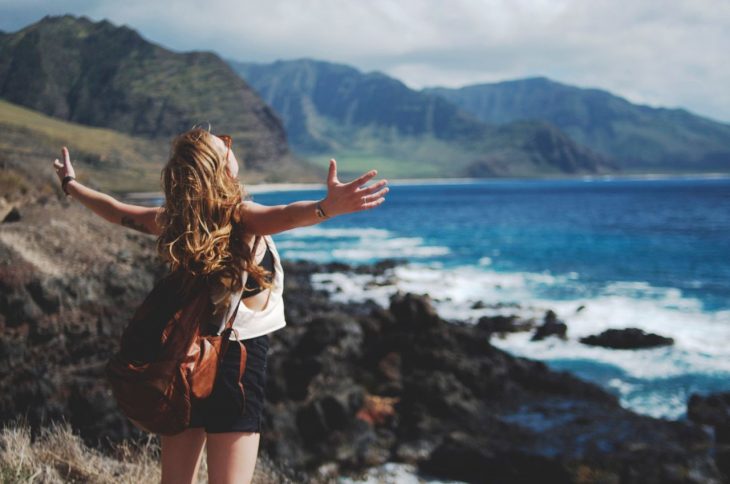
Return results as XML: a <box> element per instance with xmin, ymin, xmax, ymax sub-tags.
<box><xmin>218</xmin><ymin>288</ymin><xmax>245</xmax><ymax>361</ymax></box>
<box><xmin>219</xmin><ymin>235</ymin><xmax>263</xmax><ymax>415</ymax></box>
<box><xmin>236</xmin><ymin>340</ymin><xmax>247</xmax><ymax>414</ymax></box>
<box><xmin>259</xmin><ymin>236</ymin><xmax>274</xmax><ymax>310</ymax></box>
<box><xmin>219</xmin><ymin>312</ymin><xmax>248</xmax><ymax>416</ymax></box>
<box><xmin>220</xmin><ymin>234</ymin><xmax>261</xmax><ymax>337</ymax></box>
<box><xmin>239</xmin><ymin>235</ymin><xmax>263</xmax><ymax>290</ymax></box>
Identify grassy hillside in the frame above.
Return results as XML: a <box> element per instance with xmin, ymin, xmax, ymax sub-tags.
<box><xmin>426</xmin><ymin>77</ymin><xmax>730</xmax><ymax>172</ymax></box>
<box><xmin>0</xmin><ymin>98</ymin><xmax>168</xmax><ymax>196</ymax></box>
<box><xmin>300</xmin><ymin>137</ymin><xmax>474</xmax><ymax>180</ymax></box>
<box><xmin>0</xmin><ymin>99</ymin><xmax>308</xmax><ymax>202</ymax></box>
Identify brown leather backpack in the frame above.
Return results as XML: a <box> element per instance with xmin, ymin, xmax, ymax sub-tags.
<box><xmin>105</xmin><ymin>268</ymin><xmax>248</xmax><ymax>436</ymax></box>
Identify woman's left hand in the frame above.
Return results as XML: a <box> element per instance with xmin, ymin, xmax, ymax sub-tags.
<box><xmin>53</xmin><ymin>146</ymin><xmax>76</xmax><ymax>184</ymax></box>
<box><xmin>320</xmin><ymin>158</ymin><xmax>389</xmax><ymax>217</ymax></box>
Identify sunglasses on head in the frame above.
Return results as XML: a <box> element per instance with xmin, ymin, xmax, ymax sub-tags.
<box><xmin>215</xmin><ymin>134</ymin><xmax>233</xmax><ymax>161</ymax></box>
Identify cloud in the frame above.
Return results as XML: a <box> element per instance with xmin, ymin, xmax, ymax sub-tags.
<box><xmin>1</xmin><ymin>0</ymin><xmax>729</xmax><ymax>123</ymax></box>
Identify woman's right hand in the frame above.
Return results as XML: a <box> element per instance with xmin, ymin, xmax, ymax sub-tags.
<box><xmin>320</xmin><ymin>159</ymin><xmax>389</xmax><ymax>217</ymax></box>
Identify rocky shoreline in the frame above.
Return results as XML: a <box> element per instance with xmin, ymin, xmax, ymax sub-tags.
<box><xmin>272</xmin><ymin>263</ymin><xmax>725</xmax><ymax>483</ymax></box>
<box><xmin>0</xmin><ymin>194</ymin><xmax>727</xmax><ymax>482</ymax></box>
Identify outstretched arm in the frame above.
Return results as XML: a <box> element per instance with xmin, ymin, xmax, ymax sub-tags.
<box><xmin>240</xmin><ymin>158</ymin><xmax>389</xmax><ymax>235</ymax></box>
<box><xmin>53</xmin><ymin>147</ymin><xmax>162</xmax><ymax>235</ymax></box>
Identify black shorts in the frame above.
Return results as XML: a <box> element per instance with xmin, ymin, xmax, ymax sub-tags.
<box><xmin>188</xmin><ymin>333</ymin><xmax>269</xmax><ymax>433</ymax></box>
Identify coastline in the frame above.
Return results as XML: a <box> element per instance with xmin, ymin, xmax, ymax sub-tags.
<box><xmin>116</xmin><ymin>171</ymin><xmax>730</xmax><ymax>202</ymax></box>
<box><xmin>387</xmin><ymin>171</ymin><xmax>730</xmax><ymax>184</ymax></box>
<box><xmin>1</xmin><ymin>197</ymin><xmax>727</xmax><ymax>482</ymax></box>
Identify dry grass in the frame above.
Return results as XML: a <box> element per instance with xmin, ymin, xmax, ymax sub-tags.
<box><xmin>0</xmin><ymin>419</ymin><xmax>163</xmax><ymax>483</ymax></box>
<box><xmin>0</xmin><ymin>99</ymin><xmax>169</xmax><ymax>195</ymax></box>
<box><xmin>0</xmin><ymin>170</ymin><xmax>29</xmax><ymax>198</ymax></box>
<box><xmin>0</xmin><ymin>418</ymin><xmax>308</xmax><ymax>483</ymax></box>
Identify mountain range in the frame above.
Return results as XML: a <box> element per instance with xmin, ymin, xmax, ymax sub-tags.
<box><xmin>426</xmin><ymin>78</ymin><xmax>730</xmax><ymax>171</ymax></box>
<box><xmin>0</xmin><ymin>15</ymin><xmax>727</xmax><ymax>192</ymax></box>
<box><xmin>230</xmin><ymin>59</ymin><xmax>614</xmax><ymax>178</ymax></box>
<box><xmin>232</xmin><ymin>59</ymin><xmax>730</xmax><ymax>177</ymax></box>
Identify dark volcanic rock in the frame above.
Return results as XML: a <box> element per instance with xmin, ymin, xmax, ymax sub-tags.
<box><xmin>687</xmin><ymin>392</ymin><xmax>730</xmax><ymax>480</ymax></box>
<box><xmin>2</xmin><ymin>206</ymin><xmax>21</xmax><ymax>223</ymax></box>
<box><xmin>477</xmin><ymin>314</ymin><xmax>534</xmax><ymax>335</ymax></box>
<box><xmin>420</xmin><ymin>430</ymin><xmax>572</xmax><ymax>484</ymax></box>
<box><xmin>531</xmin><ymin>309</ymin><xmax>567</xmax><ymax>341</ymax></box>
<box><xmin>389</xmin><ymin>291</ymin><xmax>442</xmax><ymax>329</ymax></box>
<box><xmin>580</xmin><ymin>327</ymin><xmax>674</xmax><ymax>349</ymax></box>
<box><xmin>263</xmin><ymin>290</ymin><xmax>720</xmax><ymax>482</ymax></box>
<box><xmin>688</xmin><ymin>392</ymin><xmax>730</xmax><ymax>443</ymax></box>
<box><xmin>0</xmin><ymin>201</ymin><xmax>166</xmax><ymax>446</ymax></box>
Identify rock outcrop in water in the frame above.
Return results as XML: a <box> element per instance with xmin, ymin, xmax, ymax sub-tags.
<box><xmin>579</xmin><ymin>327</ymin><xmax>675</xmax><ymax>349</ymax></box>
<box><xmin>0</xmin><ymin>193</ymin><xmax>725</xmax><ymax>483</ymax></box>
<box><xmin>530</xmin><ymin>309</ymin><xmax>568</xmax><ymax>341</ymax></box>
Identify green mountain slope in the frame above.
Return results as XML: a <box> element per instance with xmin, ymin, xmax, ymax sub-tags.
<box><xmin>0</xmin><ymin>15</ymin><xmax>318</xmax><ymax>181</ymax></box>
<box><xmin>229</xmin><ymin>58</ymin><xmax>613</xmax><ymax>178</ymax></box>
<box><xmin>425</xmin><ymin>77</ymin><xmax>730</xmax><ymax>172</ymax></box>
<box><xmin>0</xmin><ymin>98</ymin><xmax>167</xmax><ymax>196</ymax></box>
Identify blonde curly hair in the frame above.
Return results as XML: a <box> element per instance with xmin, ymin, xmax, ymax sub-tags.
<box><xmin>156</xmin><ymin>127</ymin><xmax>272</xmax><ymax>318</ymax></box>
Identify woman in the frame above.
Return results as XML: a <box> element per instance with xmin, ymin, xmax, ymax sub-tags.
<box><xmin>51</xmin><ymin>127</ymin><xmax>389</xmax><ymax>484</ymax></box>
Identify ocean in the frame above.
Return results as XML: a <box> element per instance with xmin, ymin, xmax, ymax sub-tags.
<box><xmin>250</xmin><ymin>175</ymin><xmax>730</xmax><ymax>420</ymax></box>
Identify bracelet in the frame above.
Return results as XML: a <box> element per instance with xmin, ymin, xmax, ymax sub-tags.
<box><xmin>62</xmin><ymin>175</ymin><xmax>75</xmax><ymax>196</ymax></box>
<box><xmin>315</xmin><ymin>200</ymin><xmax>330</xmax><ymax>219</ymax></box>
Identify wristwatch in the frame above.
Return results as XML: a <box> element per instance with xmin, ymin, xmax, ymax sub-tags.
<box><xmin>62</xmin><ymin>175</ymin><xmax>76</xmax><ymax>196</ymax></box>
<box><xmin>315</xmin><ymin>200</ymin><xmax>330</xmax><ymax>219</ymax></box>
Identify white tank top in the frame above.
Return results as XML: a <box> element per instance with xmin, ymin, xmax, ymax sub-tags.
<box><xmin>213</xmin><ymin>235</ymin><xmax>287</xmax><ymax>340</ymax></box>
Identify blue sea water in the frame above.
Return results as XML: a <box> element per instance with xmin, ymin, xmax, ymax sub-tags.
<box><xmin>256</xmin><ymin>176</ymin><xmax>730</xmax><ymax>419</ymax></box>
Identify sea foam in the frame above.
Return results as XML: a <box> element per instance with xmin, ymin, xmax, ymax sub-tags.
<box><xmin>278</xmin><ymin>226</ymin><xmax>450</xmax><ymax>262</ymax></box>
<box><xmin>312</xmin><ymin>263</ymin><xmax>730</xmax><ymax>418</ymax></box>
<box><xmin>278</xmin><ymin>224</ymin><xmax>730</xmax><ymax>419</ymax></box>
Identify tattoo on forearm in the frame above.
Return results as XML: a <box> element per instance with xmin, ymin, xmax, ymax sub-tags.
<box><xmin>121</xmin><ymin>215</ymin><xmax>151</xmax><ymax>234</ymax></box>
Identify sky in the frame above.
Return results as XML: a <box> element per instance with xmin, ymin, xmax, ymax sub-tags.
<box><xmin>1</xmin><ymin>0</ymin><xmax>729</xmax><ymax>124</ymax></box>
